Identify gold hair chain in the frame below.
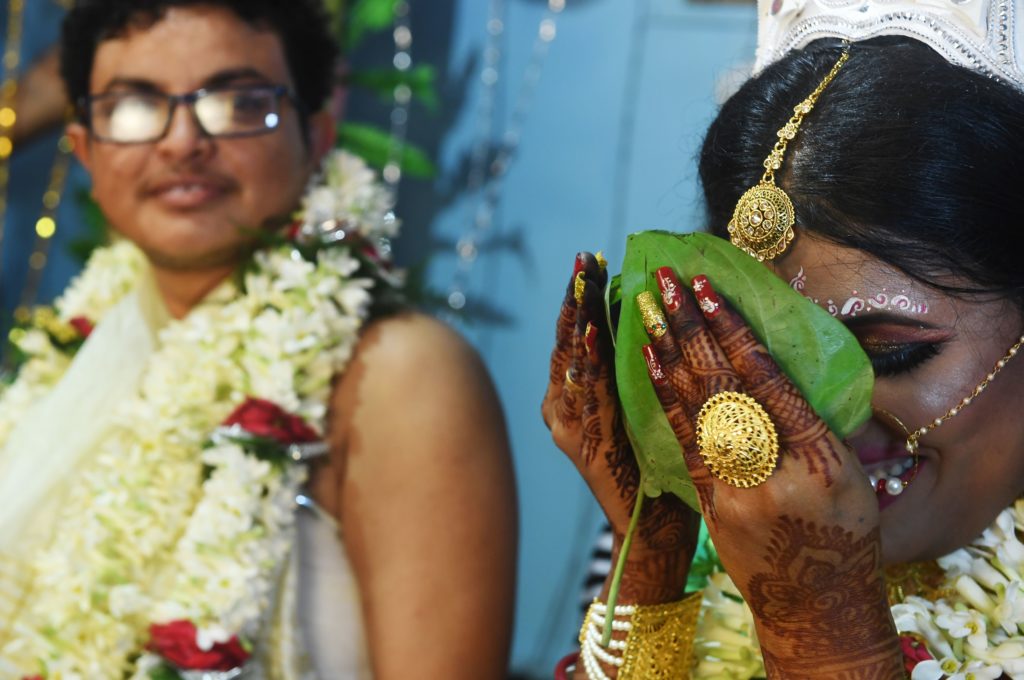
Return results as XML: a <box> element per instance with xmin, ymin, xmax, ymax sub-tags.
<box><xmin>728</xmin><ymin>47</ymin><xmax>849</xmax><ymax>262</ymax></box>
<box><xmin>760</xmin><ymin>50</ymin><xmax>849</xmax><ymax>185</ymax></box>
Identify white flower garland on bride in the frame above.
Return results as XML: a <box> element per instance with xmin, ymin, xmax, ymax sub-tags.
<box><xmin>0</xmin><ymin>150</ymin><xmax>399</xmax><ymax>680</ymax></box>
<box><xmin>692</xmin><ymin>499</ymin><xmax>1024</xmax><ymax>680</ymax></box>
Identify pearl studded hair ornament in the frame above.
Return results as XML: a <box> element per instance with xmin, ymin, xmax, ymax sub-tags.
<box><xmin>755</xmin><ymin>0</ymin><xmax>1024</xmax><ymax>91</ymax></box>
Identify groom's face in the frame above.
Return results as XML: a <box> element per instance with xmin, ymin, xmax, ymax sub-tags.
<box><xmin>68</xmin><ymin>5</ymin><xmax>330</xmax><ymax>271</ymax></box>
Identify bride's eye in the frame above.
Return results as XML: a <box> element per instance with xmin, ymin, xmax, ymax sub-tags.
<box><xmin>863</xmin><ymin>342</ymin><xmax>941</xmax><ymax>377</ymax></box>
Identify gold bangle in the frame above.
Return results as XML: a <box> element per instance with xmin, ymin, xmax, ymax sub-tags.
<box><xmin>564</xmin><ymin>368</ymin><xmax>585</xmax><ymax>394</ymax></box>
<box><xmin>578</xmin><ymin>592</ymin><xmax>703</xmax><ymax>679</ymax></box>
<box><xmin>620</xmin><ymin>593</ymin><xmax>702</xmax><ymax>679</ymax></box>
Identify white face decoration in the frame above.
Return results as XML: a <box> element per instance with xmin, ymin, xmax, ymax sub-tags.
<box><xmin>789</xmin><ymin>267</ymin><xmax>929</xmax><ymax>318</ymax></box>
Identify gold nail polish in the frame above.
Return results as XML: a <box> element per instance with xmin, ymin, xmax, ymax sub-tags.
<box><xmin>636</xmin><ymin>291</ymin><xmax>668</xmax><ymax>338</ymax></box>
<box><xmin>574</xmin><ymin>271</ymin><xmax>586</xmax><ymax>305</ymax></box>
<box><xmin>595</xmin><ymin>251</ymin><xmax>608</xmax><ymax>271</ymax></box>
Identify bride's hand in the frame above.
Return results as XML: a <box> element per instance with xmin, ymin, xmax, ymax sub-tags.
<box><xmin>640</xmin><ymin>266</ymin><xmax>903</xmax><ymax>677</ymax></box>
<box><xmin>542</xmin><ymin>253</ymin><xmax>699</xmax><ymax>603</ymax></box>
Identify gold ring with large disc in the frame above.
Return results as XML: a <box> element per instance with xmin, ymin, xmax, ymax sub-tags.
<box><xmin>727</xmin><ymin>183</ymin><xmax>795</xmax><ymax>261</ymax></box>
<box><xmin>696</xmin><ymin>391</ymin><xmax>779</xmax><ymax>488</ymax></box>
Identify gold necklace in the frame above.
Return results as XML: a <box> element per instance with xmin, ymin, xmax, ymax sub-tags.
<box><xmin>16</xmin><ymin>130</ymin><xmax>75</xmax><ymax>313</ymax></box>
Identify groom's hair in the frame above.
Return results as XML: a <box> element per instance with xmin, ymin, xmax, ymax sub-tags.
<box><xmin>60</xmin><ymin>0</ymin><xmax>338</xmax><ymax>121</ymax></box>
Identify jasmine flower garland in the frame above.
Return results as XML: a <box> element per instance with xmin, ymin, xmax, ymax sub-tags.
<box><xmin>0</xmin><ymin>151</ymin><xmax>398</xmax><ymax>680</ymax></box>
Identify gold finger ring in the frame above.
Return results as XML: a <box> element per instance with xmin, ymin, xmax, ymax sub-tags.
<box><xmin>564</xmin><ymin>368</ymin><xmax>586</xmax><ymax>394</ymax></box>
<box><xmin>574</xmin><ymin>271</ymin><xmax>586</xmax><ymax>305</ymax></box>
<box><xmin>696</xmin><ymin>391</ymin><xmax>779</xmax><ymax>488</ymax></box>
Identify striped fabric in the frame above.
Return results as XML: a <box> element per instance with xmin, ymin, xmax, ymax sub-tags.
<box><xmin>579</xmin><ymin>522</ymin><xmax>613</xmax><ymax>617</ymax></box>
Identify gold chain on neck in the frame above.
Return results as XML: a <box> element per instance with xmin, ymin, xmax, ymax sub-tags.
<box><xmin>905</xmin><ymin>334</ymin><xmax>1024</xmax><ymax>454</ymax></box>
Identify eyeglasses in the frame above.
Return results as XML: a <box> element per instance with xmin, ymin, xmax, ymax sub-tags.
<box><xmin>80</xmin><ymin>84</ymin><xmax>297</xmax><ymax>144</ymax></box>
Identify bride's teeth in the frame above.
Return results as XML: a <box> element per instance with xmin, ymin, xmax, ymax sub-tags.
<box><xmin>888</xmin><ymin>462</ymin><xmax>903</xmax><ymax>476</ymax></box>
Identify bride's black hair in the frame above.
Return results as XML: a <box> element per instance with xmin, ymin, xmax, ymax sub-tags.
<box><xmin>700</xmin><ymin>36</ymin><xmax>1024</xmax><ymax>303</ymax></box>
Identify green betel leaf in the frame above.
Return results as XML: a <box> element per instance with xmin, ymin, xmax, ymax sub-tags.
<box><xmin>615</xmin><ymin>230</ymin><xmax>874</xmax><ymax>509</ymax></box>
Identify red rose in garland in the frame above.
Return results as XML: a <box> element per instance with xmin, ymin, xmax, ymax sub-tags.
<box><xmin>899</xmin><ymin>634</ymin><xmax>934</xmax><ymax>675</ymax></box>
<box><xmin>68</xmin><ymin>316</ymin><xmax>95</xmax><ymax>339</ymax></box>
<box><xmin>148</xmin><ymin>620</ymin><xmax>249</xmax><ymax>671</ymax></box>
<box><xmin>222</xmin><ymin>397</ymin><xmax>319</xmax><ymax>444</ymax></box>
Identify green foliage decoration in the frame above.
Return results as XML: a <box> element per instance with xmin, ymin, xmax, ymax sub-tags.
<box><xmin>337</xmin><ymin>123</ymin><xmax>436</xmax><ymax>178</ymax></box>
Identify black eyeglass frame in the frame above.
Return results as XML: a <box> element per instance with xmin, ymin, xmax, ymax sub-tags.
<box><xmin>78</xmin><ymin>84</ymin><xmax>301</xmax><ymax>144</ymax></box>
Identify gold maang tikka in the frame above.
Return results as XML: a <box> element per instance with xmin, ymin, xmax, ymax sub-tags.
<box><xmin>728</xmin><ymin>47</ymin><xmax>850</xmax><ymax>262</ymax></box>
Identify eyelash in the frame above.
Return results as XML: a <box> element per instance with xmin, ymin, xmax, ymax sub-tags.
<box><xmin>866</xmin><ymin>343</ymin><xmax>942</xmax><ymax>378</ymax></box>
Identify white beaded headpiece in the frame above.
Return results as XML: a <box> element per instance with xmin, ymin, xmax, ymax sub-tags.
<box><xmin>755</xmin><ymin>0</ymin><xmax>1024</xmax><ymax>90</ymax></box>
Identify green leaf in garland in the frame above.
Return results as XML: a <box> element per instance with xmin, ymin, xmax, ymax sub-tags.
<box><xmin>347</xmin><ymin>0</ymin><xmax>402</xmax><ymax>51</ymax></box>
<box><xmin>148</xmin><ymin>663</ymin><xmax>184</xmax><ymax>680</ymax></box>
<box><xmin>348</xmin><ymin>65</ymin><xmax>440</xmax><ymax>111</ymax></box>
<box><xmin>337</xmin><ymin>122</ymin><xmax>437</xmax><ymax>178</ymax></box>
<box><xmin>614</xmin><ymin>230</ymin><xmax>874</xmax><ymax>509</ymax></box>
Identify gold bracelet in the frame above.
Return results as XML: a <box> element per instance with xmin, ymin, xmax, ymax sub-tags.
<box><xmin>578</xmin><ymin>592</ymin><xmax>703</xmax><ymax>679</ymax></box>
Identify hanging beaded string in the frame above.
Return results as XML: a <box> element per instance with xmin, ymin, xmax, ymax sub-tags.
<box><xmin>904</xmin><ymin>334</ymin><xmax>1024</xmax><ymax>456</ymax></box>
<box><xmin>0</xmin><ymin>0</ymin><xmax>25</xmax><ymax>279</ymax></box>
<box><xmin>382</xmin><ymin>0</ymin><xmax>412</xmax><ymax>194</ymax></box>
<box><xmin>445</xmin><ymin>0</ymin><xmax>566</xmax><ymax>314</ymax></box>
<box><xmin>16</xmin><ymin>130</ymin><xmax>75</xmax><ymax>311</ymax></box>
<box><xmin>363</xmin><ymin>0</ymin><xmax>415</xmax><ymax>266</ymax></box>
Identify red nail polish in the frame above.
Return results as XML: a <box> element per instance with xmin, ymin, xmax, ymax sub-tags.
<box><xmin>642</xmin><ymin>345</ymin><xmax>668</xmax><ymax>385</ymax></box>
<box><xmin>656</xmin><ymin>267</ymin><xmax>683</xmax><ymax>312</ymax></box>
<box><xmin>692</xmin><ymin>275</ymin><xmax>721</xmax><ymax>319</ymax></box>
<box><xmin>585</xmin><ymin>322</ymin><xmax>598</xmax><ymax>357</ymax></box>
<box><xmin>572</xmin><ymin>253</ymin><xmax>586</xmax><ymax>279</ymax></box>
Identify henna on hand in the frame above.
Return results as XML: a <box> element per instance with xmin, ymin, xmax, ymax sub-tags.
<box><xmin>642</xmin><ymin>342</ymin><xmax>720</xmax><ymax>525</ymax></box>
<box><xmin>601</xmin><ymin>539</ymin><xmax>694</xmax><ymax>605</ymax></box>
<box><xmin>545</xmin><ymin>255</ymin><xmax>700</xmax><ymax>617</ymax></box>
<box><xmin>707</xmin><ymin>295</ymin><xmax>843</xmax><ymax>484</ymax></box>
<box><xmin>745</xmin><ymin>516</ymin><xmax>902</xmax><ymax>679</ymax></box>
<box><xmin>637</xmin><ymin>271</ymin><xmax>902</xmax><ymax>677</ymax></box>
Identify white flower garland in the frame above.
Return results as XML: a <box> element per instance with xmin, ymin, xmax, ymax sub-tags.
<box><xmin>692</xmin><ymin>500</ymin><xmax>1024</xmax><ymax>680</ymax></box>
<box><xmin>0</xmin><ymin>150</ymin><xmax>395</xmax><ymax>680</ymax></box>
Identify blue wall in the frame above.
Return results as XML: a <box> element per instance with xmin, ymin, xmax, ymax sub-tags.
<box><xmin>423</xmin><ymin>1</ymin><xmax>757</xmax><ymax>675</ymax></box>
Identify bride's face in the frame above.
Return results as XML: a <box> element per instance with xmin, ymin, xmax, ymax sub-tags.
<box><xmin>769</xmin><ymin>233</ymin><xmax>1024</xmax><ymax>565</ymax></box>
